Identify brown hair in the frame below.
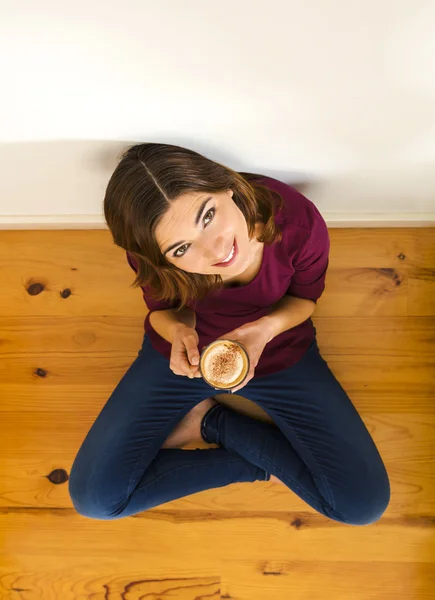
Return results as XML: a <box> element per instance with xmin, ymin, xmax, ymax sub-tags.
<box><xmin>104</xmin><ymin>143</ymin><xmax>282</xmax><ymax>306</ymax></box>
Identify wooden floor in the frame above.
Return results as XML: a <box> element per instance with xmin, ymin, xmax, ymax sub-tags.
<box><xmin>0</xmin><ymin>228</ymin><xmax>434</xmax><ymax>600</ymax></box>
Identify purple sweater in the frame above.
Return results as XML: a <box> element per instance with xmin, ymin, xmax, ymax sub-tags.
<box><xmin>127</xmin><ymin>177</ymin><xmax>330</xmax><ymax>377</ymax></box>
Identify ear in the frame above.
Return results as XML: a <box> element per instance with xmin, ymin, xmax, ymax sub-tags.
<box><xmin>228</xmin><ymin>189</ymin><xmax>234</xmax><ymax>198</ymax></box>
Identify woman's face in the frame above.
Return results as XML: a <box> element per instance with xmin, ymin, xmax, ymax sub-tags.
<box><xmin>155</xmin><ymin>190</ymin><xmax>253</xmax><ymax>277</ymax></box>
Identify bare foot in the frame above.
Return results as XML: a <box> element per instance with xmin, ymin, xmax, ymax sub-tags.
<box><xmin>269</xmin><ymin>475</ymin><xmax>285</xmax><ymax>485</ymax></box>
<box><xmin>162</xmin><ymin>398</ymin><xmax>218</xmax><ymax>449</ymax></box>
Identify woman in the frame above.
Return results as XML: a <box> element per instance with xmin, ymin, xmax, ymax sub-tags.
<box><xmin>69</xmin><ymin>143</ymin><xmax>390</xmax><ymax>524</ymax></box>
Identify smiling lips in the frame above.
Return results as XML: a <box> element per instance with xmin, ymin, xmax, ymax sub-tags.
<box><xmin>213</xmin><ymin>239</ymin><xmax>238</xmax><ymax>268</ymax></box>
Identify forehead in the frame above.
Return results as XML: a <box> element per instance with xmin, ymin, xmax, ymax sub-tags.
<box><xmin>155</xmin><ymin>191</ymin><xmax>208</xmax><ymax>249</ymax></box>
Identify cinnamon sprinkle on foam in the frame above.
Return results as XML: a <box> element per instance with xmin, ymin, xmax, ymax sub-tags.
<box><xmin>203</xmin><ymin>342</ymin><xmax>246</xmax><ymax>387</ymax></box>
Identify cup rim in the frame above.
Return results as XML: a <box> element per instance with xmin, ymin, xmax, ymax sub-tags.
<box><xmin>199</xmin><ymin>339</ymin><xmax>250</xmax><ymax>390</ymax></box>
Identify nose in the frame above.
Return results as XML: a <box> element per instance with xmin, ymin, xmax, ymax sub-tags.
<box><xmin>200</xmin><ymin>235</ymin><xmax>226</xmax><ymax>263</ymax></box>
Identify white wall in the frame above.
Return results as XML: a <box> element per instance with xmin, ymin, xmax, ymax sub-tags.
<box><xmin>1</xmin><ymin>0</ymin><xmax>434</xmax><ymax>227</ymax></box>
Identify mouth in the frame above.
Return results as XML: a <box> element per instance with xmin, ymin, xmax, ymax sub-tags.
<box><xmin>213</xmin><ymin>238</ymin><xmax>238</xmax><ymax>268</ymax></box>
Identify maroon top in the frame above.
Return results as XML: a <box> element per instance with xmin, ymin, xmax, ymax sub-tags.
<box><xmin>127</xmin><ymin>177</ymin><xmax>330</xmax><ymax>377</ymax></box>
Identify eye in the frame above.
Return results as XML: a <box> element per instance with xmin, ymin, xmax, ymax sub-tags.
<box><xmin>173</xmin><ymin>243</ymin><xmax>190</xmax><ymax>258</ymax></box>
<box><xmin>203</xmin><ymin>207</ymin><xmax>215</xmax><ymax>226</ymax></box>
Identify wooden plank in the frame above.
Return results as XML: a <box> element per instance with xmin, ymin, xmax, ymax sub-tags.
<box><xmin>221</xmin><ymin>560</ymin><xmax>435</xmax><ymax>600</ymax></box>
<box><xmin>1</xmin><ymin>316</ymin><xmax>434</xmax><ymax>360</ymax></box>
<box><xmin>0</xmin><ymin>230</ymin><xmax>144</xmax><ymax>317</ymax></box>
<box><xmin>0</xmin><ymin>355</ymin><xmax>134</xmax><ymax>387</ymax></box>
<box><xmin>317</xmin><ymin>268</ymin><xmax>407</xmax><ymax>317</ymax></box>
<box><xmin>408</xmin><ymin>276</ymin><xmax>435</xmax><ymax>317</ymax></box>
<box><xmin>406</xmin><ymin>229</ymin><xmax>435</xmax><ymax>317</ymax></box>
<box><xmin>1</xmin><ymin>560</ymin><xmax>434</xmax><ymax>600</ymax></box>
<box><xmin>326</xmin><ymin>359</ymin><xmax>435</xmax><ymax>405</ymax></box>
<box><xmin>0</xmin><ymin>316</ymin><xmax>145</xmax><ymax>357</ymax></box>
<box><xmin>0</xmin><ymin>413</ymin><xmax>433</xmax><ymax>516</ymax></box>
<box><xmin>316</xmin><ymin>315</ymin><xmax>435</xmax><ymax>362</ymax></box>
<box><xmin>1</xmin><ymin>313</ymin><xmax>434</xmax><ymax>417</ymax></box>
<box><xmin>0</xmin><ymin>569</ymin><xmax>219</xmax><ymax>600</ymax></box>
<box><xmin>1</xmin><ymin>229</ymin><xmax>432</xmax><ymax>318</ymax></box>
<box><xmin>328</xmin><ymin>228</ymin><xmax>434</xmax><ymax>274</ymax></box>
<box><xmin>1</xmin><ymin>510</ymin><xmax>434</xmax><ymax>567</ymax></box>
<box><xmin>0</xmin><ymin>228</ymin><xmax>434</xmax><ymax>598</ymax></box>
<box><xmin>2</xmin><ymin>373</ymin><xmax>433</xmax><ymax>414</ymax></box>
<box><xmin>315</xmin><ymin>316</ymin><xmax>435</xmax><ymax>360</ymax></box>
<box><xmin>1</xmin><ymin>228</ymin><xmax>427</xmax><ymax>277</ymax></box>
<box><xmin>327</xmin><ymin>228</ymin><xmax>418</xmax><ymax>269</ymax></box>
<box><xmin>2</xmin><ymin>353</ymin><xmax>433</xmax><ymax>413</ymax></box>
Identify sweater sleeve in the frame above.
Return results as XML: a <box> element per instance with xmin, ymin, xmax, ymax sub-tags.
<box><xmin>286</xmin><ymin>208</ymin><xmax>330</xmax><ymax>303</ymax></box>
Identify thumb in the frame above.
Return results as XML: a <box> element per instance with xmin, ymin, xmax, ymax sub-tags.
<box><xmin>185</xmin><ymin>337</ymin><xmax>200</xmax><ymax>366</ymax></box>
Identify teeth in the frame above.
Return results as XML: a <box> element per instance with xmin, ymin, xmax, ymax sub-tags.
<box><xmin>221</xmin><ymin>243</ymin><xmax>235</xmax><ymax>263</ymax></box>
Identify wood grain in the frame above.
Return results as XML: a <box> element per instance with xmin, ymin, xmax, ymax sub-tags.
<box><xmin>316</xmin><ymin>267</ymin><xmax>408</xmax><ymax>317</ymax></box>
<box><xmin>1</xmin><ymin>510</ymin><xmax>434</xmax><ymax>566</ymax></box>
<box><xmin>408</xmin><ymin>251</ymin><xmax>435</xmax><ymax>317</ymax></box>
<box><xmin>0</xmin><ymin>316</ymin><xmax>144</xmax><ymax>357</ymax></box>
<box><xmin>1</xmin><ymin>227</ymin><xmax>434</xmax><ymax>600</ymax></box>
<box><xmin>0</xmin><ymin>568</ymin><xmax>219</xmax><ymax>600</ymax></box>
<box><xmin>2</xmin><ymin>520</ymin><xmax>433</xmax><ymax>600</ymax></box>
<box><xmin>221</xmin><ymin>560</ymin><xmax>435</xmax><ymax>600</ymax></box>
<box><xmin>0</xmin><ymin>413</ymin><xmax>434</xmax><ymax>517</ymax></box>
<box><xmin>1</xmin><ymin>228</ymin><xmax>433</xmax><ymax>318</ymax></box>
<box><xmin>1</xmin><ymin>315</ymin><xmax>433</xmax><ymax>358</ymax></box>
<box><xmin>0</xmin><ymin>230</ymin><xmax>144</xmax><ymax>317</ymax></box>
<box><xmin>327</xmin><ymin>229</ymin><xmax>419</xmax><ymax>268</ymax></box>
<box><xmin>2</xmin><ymin>315</ymin><xmax>434</xmax><ymax>366</ymax></box>
<box><xmin>2</xmin><ymin>353</ymin><xmax>433</xmax><ymax>415</ymax></box>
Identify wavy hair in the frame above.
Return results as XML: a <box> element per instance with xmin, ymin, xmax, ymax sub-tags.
<box><xmin>104</xmin><ymin>143</ymin><xmax>282</xmax><ymax>306</ymax></box>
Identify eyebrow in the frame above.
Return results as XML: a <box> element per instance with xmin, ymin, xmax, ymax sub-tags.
<box><xmin>163</xmin><ymin>197</ymin><xmax>212</xmax><ymax>255</ymax></box>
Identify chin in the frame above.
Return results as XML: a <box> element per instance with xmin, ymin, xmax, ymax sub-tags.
<box><xmin>230</xmin><ymin>263</ymin><xmax>245</xmax><ymax>276</ymax></box>
<box><xmin>216</xmin><ymin>263</ymin><xmax>244</xmax><ymax>279</ymax></box>
<box><xmin>235</xmin><ymin>254</ymin><xmax>251</xmax><ymax>273</ymax></box>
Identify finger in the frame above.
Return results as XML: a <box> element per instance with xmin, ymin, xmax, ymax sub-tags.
<box><xmin>187</xmin><ymin>364</ymin><xmax>201</xmax><ymax>378</ymax></box>
<box><xmin>170</xmin><ymin>356</ymin><xmax>192</xmax><ymax>377</ymax></box>
<box><xmin>187</xmin><ymin>364</ymin><xmax>201</xmax><ymax>379</ymax></box>
<box><xmin>170</xmin><ymin>363</ymin><xmax>185</xmax><ymax>376</ymax></box>
<box><xmin>185</xmin><ymin>358</ymin><xmax>200</xmax><ymax>378</ymax></box>
<box><xmin>184</xmin><ymin>362</ymin><xmax>196</xmax><ymax>377</ymax></box>
<box><xmin>184</xmin><ymin>336</ymin><xmax>200</xmax><ymax>366</ymax></box>
<box><xmin>189</xmin><ymin>362</ymin><xmax>200</xmax><ymax>374</ymax></box>
<box><xmin>230</xmin><ymin>371</ymin><xmax>254</xmax><ymax>393</ymax></box>
<box><xmin>230</xmin><ymin>382</ymin><xmax>247</xmax><ymax>393</ymax></box>
<box><xmin>171</xmin><ymin>369</ymin><xmax>185</xmax><ymax>376</ymax></box>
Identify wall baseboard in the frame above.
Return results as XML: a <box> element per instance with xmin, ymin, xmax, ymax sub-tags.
<box><xmin>0</xmin><ymin>214</ymin><xmax>108</xmax><ymax>229</ymax></box>
<box><xmin>322</xmin><ymin>212</ymin><xmax>435</xmax><ymax>227</ymax></box>
<box><xmin>0</xmin><ymin>213</ymin><xmax>434</xmax><ymax>229</ymax></box>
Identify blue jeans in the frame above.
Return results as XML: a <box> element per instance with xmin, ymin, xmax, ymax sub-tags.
<box><xmin>69</xmin><ymin>336</ymin><xmax>390</xmax><ymax>524</ymax></box>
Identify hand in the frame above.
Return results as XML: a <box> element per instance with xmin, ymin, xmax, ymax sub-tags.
<box><xmin>218</xmin><ymin>319</ymin><xmax>273</xmax><ymax>391</ymax></box>
<box><xmin>170</xmin><ymin>324</ymin><xmax>201</xmax><ymax>379</ymax></box>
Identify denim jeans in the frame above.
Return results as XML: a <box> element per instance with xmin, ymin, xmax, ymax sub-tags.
<box><xmin>69</xmin><ymin>336</ymin><xmax>390</xmax><ymax>524</ymax></box>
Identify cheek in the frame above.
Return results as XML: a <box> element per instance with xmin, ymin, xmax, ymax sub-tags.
<box><xmin>232</xmin><ymin>204</ymin><xmax>248</xmax><ymax>229</ymax></box>
<box><xmin>234</xmin><ymin>211</ymin><xmax>249</xmax><ymax>242</ymax></box>
<box><xmin>172</xmin><ymin>250</ymin><xmax>209</xmax><ymax>273</ymax></box>
<box><xmin>221</xmin><ymin>204</ymin><xmax>246</xmax><ymax>235</ymax></box>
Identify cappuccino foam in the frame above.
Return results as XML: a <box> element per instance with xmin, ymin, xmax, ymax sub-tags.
<box><xmin>202</xmin><ymin>341</ymin><xmax>247</xmax><ymax>388</ymax></box>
